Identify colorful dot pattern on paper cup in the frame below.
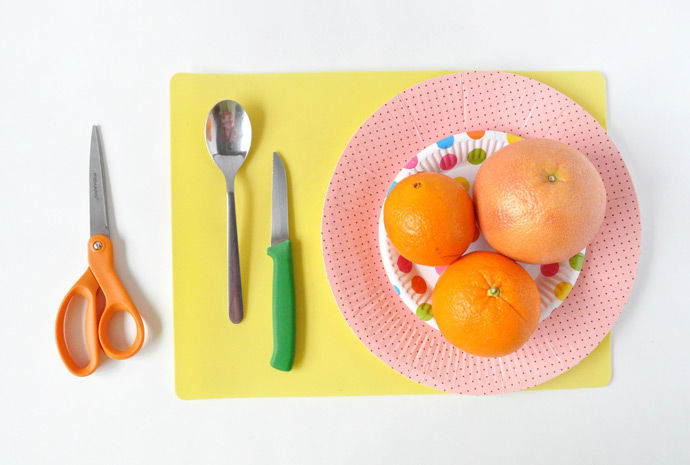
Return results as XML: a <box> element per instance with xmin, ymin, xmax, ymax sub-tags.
<box><xmin>467</xmin><ymin>148</ymin><xmax>487</xmax><ymax>165</ymax></box>
<box><xmin>541</xmin><ymin>263</ymin><xmax>560</xmax><ymax>277</ymax></box>
<box><xmin>570</xmin><ymin>252</ymin><xmax>585</xmax><ymax>271</ymax></box>
<box><xmin>436</xmin><ymin>136</ymin><xmax>454</xmax><ymax>149</ymax></box>
<box><xmin>378</xmin><ymin>130</ymin><xmax>585</xmax><ymax>331</ymax></box>
<box><xmin>467</xmin><ymin>130</ymin><xmax>485</xmax><ymax>140</ymax></box>
<box><xmin>397</xmin><ymin>255</ymin><xmax>413</xmax><ymax>273</ymax></box>
<box><xmin>439</xmin><ymin>153</ymin><xmax>458</xmax><ymax>170</ymax></box>
<box><xmin>404</xmin><ymin>156</ymin><xmax>418</xmax><ymax>169</ymax></box>
<box><xmin>416</xmin><ymin>303</ymin><xmax>433</xmax><ymax>321</ymax></box>
<box><xmin>321</xmin><ymin>71</ymin><xmax>640</xmax><ymax>395</ymax></box>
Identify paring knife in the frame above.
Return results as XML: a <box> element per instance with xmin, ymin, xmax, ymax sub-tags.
<box><xmin>267</xmin><ymin>152</ymin><xmax>296</xmax><ymax>371</ymax></box>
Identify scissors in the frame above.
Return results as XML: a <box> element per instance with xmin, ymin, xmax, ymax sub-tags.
<box><xmin>55</xmin><ymin>126</ymin><xmax>145</xmax><ymax>377</ymax></box>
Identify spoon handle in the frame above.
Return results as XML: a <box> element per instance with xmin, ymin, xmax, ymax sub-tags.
<box><xmin>227</xmin><ymin>190</ymin><xmax>244</xmax><ymax>323</ymax></box>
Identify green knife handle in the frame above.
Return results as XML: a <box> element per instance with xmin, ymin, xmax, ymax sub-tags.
<box><xmin>267</xmin><ymin>240</ymin><xmax>296</xmax><ymax>371</ymax></box>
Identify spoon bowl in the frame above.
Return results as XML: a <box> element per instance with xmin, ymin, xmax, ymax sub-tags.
<box><xmin>206</xmin><ymin>100</ymin><xmax>252</xmax><ymax>323</ymax></box>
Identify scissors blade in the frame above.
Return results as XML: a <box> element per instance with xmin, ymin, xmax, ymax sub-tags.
<box><xmin>89</xmin><ymin>125</ymin><xmax>109</xmax><ymax>237</ymax></box>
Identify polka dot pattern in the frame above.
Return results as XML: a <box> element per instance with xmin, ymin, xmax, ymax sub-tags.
<box><xmin>404</xmin><ymin>156</ymin><xmax>418</xmax><ymax>170</ymax></box>
<box><xmin>467</xmin><ymin>148</ymin><xmax>487</xmax><ymax>165</ymax></box>
<box><xmin>416</xmin><ymin>303</ymin><xmax>433</xmax><ymax>321</ymax></box>
<box><xmin>379</xmin><ymin>130</ymin><xmax>584</xmax><ymax>327</ymax></box>
<box><xmin>570</xmin><ymin>252</ymin><xmax>585</xmax><ymax>271</ymax></box>
<box><xmin>467</xmin><ymin>130</ymin><xmax>485</xmax><ymax>140</ymax></box>
<box><xmin>541</xmin><ymin>263</ymin><xmax>560</xmax><ymax>277</ymax></box>
<box><xmin>555</xmin><ymin>282</ymin><xmax>574</xmax><ymax>301</ymax></box>
<box><xmin>411</xmin><ymin>276</ymin><xmax>427</xmax><ymax>294</ymax></box>
<box><xmin>321</xmin><ymin>71</ymin><xmax>640</xmax><ymax>395</ymax></box>
<box><xmin>435</xmin><ymin>265</ymin><xmax>448</xmax><ymax>275</ymax></box>
<box><xmin>397</xmin><ymin>255</ymin><xmax>412</xmax><ymax>273</ymax></box>
<box><xmin>440</xmin><ymin>153</ymin><xmax>458</xmax><ymax>170</ymax></box>
<box><xmin>436</xmin><ymin>136</ymin><xmax>454</xmax><ymax>149</ymax></box>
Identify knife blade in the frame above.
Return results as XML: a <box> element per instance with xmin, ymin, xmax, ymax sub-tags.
<box><xmin>267</xmin><ymin>152</ymin><xmax>296</xmax><ymax>371</ymax></box>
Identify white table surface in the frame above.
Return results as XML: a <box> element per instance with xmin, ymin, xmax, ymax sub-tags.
<box><xmin>2</xmin><ymin>1</ymin><xmax>689</xmax><ymax>463</ymax></box>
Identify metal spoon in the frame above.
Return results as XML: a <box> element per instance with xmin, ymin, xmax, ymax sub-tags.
<box><xmin>205</xmin><ymin>100</ymin><xmax>252</xmax><ymax>323</ymax></box>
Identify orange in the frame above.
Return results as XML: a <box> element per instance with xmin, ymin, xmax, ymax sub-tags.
<box><xmin>432</xmin><ymin>251</ymin><xmax>541</xmax><ymax>357</ymax></box>
<box><xmin>383</xmin><ymin>172</ymin><xmax>475</xmax><ymax>267</ymax></box>
<box><xmin>473</xmin><ymin>139</ymin><xmax>606</xmax><ymax>265</ymax></box>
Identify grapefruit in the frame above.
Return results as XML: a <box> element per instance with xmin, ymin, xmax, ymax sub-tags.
<box><xmin>473</xmin><ymin>139</ymin><xmax>606</xmax><ymax>264</ymax></box>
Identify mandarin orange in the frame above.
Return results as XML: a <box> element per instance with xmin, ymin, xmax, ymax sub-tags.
<box><xmin>473</xmin><ymin>139</ymin><xmax>606</xmax><ymax>265</ymax></box>
<box><xmin>432</xmin><ymin>251</ymin><xmax>541</xmax><ymax>357</ymax></box>
<box><xmin>383</xmin><ymin>172</ymin><xmax>475</xmax><ymax>267</ymax></box>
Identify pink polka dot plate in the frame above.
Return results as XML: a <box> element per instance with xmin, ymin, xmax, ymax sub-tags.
<box><xmin>321</xmin><ymin>71</ymin><xmax>640</xmax><ymax>395</ymax></box>
<box><xmin>378</xmin><ymin>130</ymin><xmax>585</xmax><ymax>330</ymax></box>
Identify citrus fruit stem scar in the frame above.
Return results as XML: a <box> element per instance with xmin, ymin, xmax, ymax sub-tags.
<box><xmin>487</xmin><ymin>285</ymin><xmax>501</xmax><ymax>297</ymax></box>
<box><xmin>548</xmin><ymin>174</ymin><xmax>557</xmax><ymax>182</ymax></box>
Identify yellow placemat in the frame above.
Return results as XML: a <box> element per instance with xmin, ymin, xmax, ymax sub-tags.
<box><xmin>171</xmin><ymin>71</ymin><xmax>611</xmax><ymax>399</ymax></box>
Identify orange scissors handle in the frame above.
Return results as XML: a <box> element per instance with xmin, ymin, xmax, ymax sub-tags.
<box><xmin>87</xmin><ymin>234</ymin><xmax>145</xmax><ymax>360</ymax></box>
<box><xmin>55</xmin><ymin>235</ymin><xmax>145</xmax><ymax>376</ymax></box>
<box><xmin>55</xmin><ymin>267</ymin><xmax>102</xmax><ymax>377</ymax></box>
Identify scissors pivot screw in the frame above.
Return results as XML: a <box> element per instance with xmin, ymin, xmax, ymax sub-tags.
<box><xmin>93</xmin><ymin>241</ymin><xmax>103</xmax><ymax>250</ymax></box>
